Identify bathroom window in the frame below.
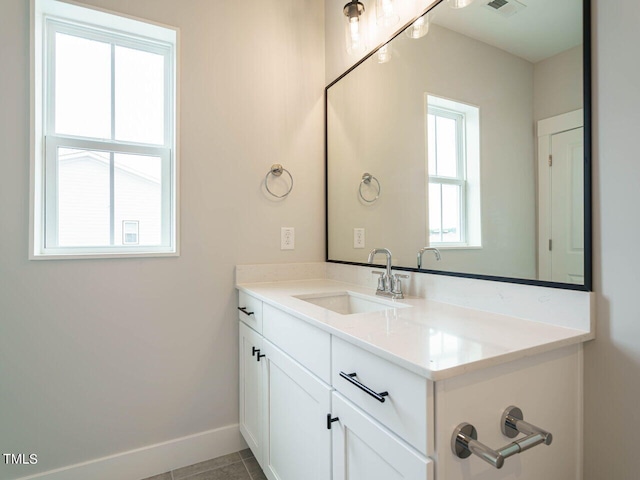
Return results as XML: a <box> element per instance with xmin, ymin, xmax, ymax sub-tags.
<box><xmin>426</xmin><ymin>95</ymin><xmax>481</xmax><ymax>248</ymax></box>
<box><xmin>31</xmin><ymin>0</ymin><xmax>178</xmax><ymax>258</ymax></box>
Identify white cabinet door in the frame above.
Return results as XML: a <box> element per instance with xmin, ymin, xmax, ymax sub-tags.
<box><xmin>239</xmin><ymin>322</ymin><xmax>264</xmax><ymax>464</ymax></box>
<box><xmin>332</xmin><ymin>393</ymin><xmax>433</xmax><ymax>480</ymax></box>
<box><xmin>262</xmin><ymin>340</ymin><xmax>332</xmax><ymax>480</ymax></box>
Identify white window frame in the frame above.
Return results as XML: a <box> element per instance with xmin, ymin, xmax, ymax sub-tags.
<box><xmin>427</xmin><ymin>105</ymin><xmax>468</xmax><ymax>245</ymax></box>
<box><xmin>425</xmin><ymin>94</ymin><xmax>482</xmax><ymax>249</ymax></box>
<box><xmin>30</xmin><ymin>0</ymin><xmax>179</xmax><ymax>259</ymax></box>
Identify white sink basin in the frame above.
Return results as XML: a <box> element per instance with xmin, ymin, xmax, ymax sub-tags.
<box><xmin>293</xmin><ymin>291</ymin><xmax>409</xmax><ymax>315</ymax></box>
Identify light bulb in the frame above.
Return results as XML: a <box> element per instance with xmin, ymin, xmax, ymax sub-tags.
<box><xmin>376</xmin><ymin>0</ymin><xmax>399</xmax><ymax>27</ymax></box>
<box><xmin>447</xmin><ymin>0</ymin><xmax>475</xmax><ymax>8</ymax></box>
<box><xmin>343</xmin><ymin>1</ymin><xmax>367</xmax><ymax>55</ymax></box>
<box><xmin>405</xmin><ymin>14</ymin><xmax>429</xmax><ymax>39</ymax></box>
<box><xmin>377</xmin><ymin>44</ymin><xmax>392</xmax><ymax>63</ymax></box>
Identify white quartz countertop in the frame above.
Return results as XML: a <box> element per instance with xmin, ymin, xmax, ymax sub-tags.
<box><xmin>236</xmin><ymin>279</ymin><xmax>593</xmax><ymax>381</ymax></box>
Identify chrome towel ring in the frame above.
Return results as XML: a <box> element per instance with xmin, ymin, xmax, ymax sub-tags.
<box><xmin>265</xmin><ymin>164</ymin><xmax>293</xmax><ymax>198</ymax></box>
<box><xmin>359</xmin><ymin>173</ymin><xmax>381</xmax><ymax>203</ymax></box>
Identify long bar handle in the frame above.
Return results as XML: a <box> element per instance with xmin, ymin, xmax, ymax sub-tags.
<box><xmin>238</xmin><ymin>307</ymin><xmax>255</xmax><ymax>316</ymax></box>
<box><xmin>339</xmin><ymin>372</ymin><xmax>389</xmax><ymax>403</ymax></box>
<box><xmin>451</xmin><ymin>406</ymin><xmax>552</xmax><ymax>469</ymax></box>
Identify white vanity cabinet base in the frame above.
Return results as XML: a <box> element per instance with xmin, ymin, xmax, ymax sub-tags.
<box><xmin>332</xmin><ymin>393</ymin><xmax>433</xmax><ymax>480</ymax></box>
<box><xmin>262</xmin><ymin>339</ymin><xmax>332</xmax><ymax>480</ymax></box>
<box><xmin>239</xmin><ymin>322</ymin><xmax>264</xmax><ymax>464</ymax></box>
<box><xmin>435</xmin><ymin>344</ymin><xmax>583</xmax><ymax>480</ymax></box>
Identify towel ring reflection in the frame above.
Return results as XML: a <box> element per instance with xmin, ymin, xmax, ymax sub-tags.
<box><xmin>265</xmin><ymin>164</ymin><xmax>293</xmax><ymax>198</ymax></box>
<box><xmin>359</xmin><ymin>173</ymin><xmax>381</xmax><ymax>203</ymax></box>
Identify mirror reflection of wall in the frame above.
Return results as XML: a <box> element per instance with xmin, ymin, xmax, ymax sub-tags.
<box><xmin>327</xmin><ymin>0</ymin><xmax>585</xmax><ymax>284</ymax></box>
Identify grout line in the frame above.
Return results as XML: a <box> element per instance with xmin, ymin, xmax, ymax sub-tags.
<box><xmin>241</xmin><ymin>457</ymin><xmax>254</xmax><ymax>480</ymax></box>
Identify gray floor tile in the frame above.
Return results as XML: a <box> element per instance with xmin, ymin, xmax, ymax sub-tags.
<box><xmin>172</xmin><ymin>452</ymin><xmax>242</xmax><ymax>479</ymax></box>
<box><xmin>242</xmin><ymin>456</ymin><xmax>262</xmax><ymax>476</ymax></box>
<box><xmin>249</xmin><ymin>470</ymin><xmax>267</xmax><ymax>480</ymax></box>
<box><xmin>141</xmin><ymin>473</ymin><xmax>172</xmax><ymax>480</ymax></box>
<box><xmin>180</xmin><ymin>461</ymin><xmax>250</xmax><ymax>480</ymax></box>
<box><xmin>238</xmin><ymin>448</ymin><xmax>253</xmax><ymax>459</ymax></box>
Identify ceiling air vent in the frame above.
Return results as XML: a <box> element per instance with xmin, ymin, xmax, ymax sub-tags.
<box><xmin>484</xmin><ymin>0</ymin><xmax>526</xmax><ymax>18</ymax></box>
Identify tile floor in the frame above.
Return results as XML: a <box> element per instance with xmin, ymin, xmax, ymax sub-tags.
<box><xmin>142</xmin><ymin>449</ymin><xmax>266</xmax><ymax>480</ymax></box>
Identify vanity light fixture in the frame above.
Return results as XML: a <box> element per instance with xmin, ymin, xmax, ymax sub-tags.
<box><xmin>343</xmin><ymin>0</ymin><xmax>367</xmax><ymax>55</ymax></box>
<box><xmin>376</xmin><ymin>0</ymin><xmax>399</xmax><ymax>27</ymax></box>
<box><xmin>377</xmin><ymin>43</ymin><xmax>392</xmax><ymax>63</ymax></box>
<box><xmin>405</xmin><ymin>14</ymin><xmax>430</xmax><ymax>39</ymax></box>
<box><xmin>447</xmin><ymin>0</ymin><xmax>475</xmax><ymax>8</ymax></box>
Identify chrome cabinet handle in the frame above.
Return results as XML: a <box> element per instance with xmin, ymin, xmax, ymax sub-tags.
<box><xmin>238</xmin><ymin>307</ymin><xmax>255</xmax><ymax>316</ymax></box>
<box><xmin>452</xmin><ymin>406</ymin><xmax>553</xmax><ymax>469</ymax></box>
<box><xmin>339</xmin><ymin>371</ymin><xmax>389</xmax><ymax>403</ymax></box>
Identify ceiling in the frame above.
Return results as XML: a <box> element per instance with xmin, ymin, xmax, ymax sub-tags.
<box><xmin>429</xmin><ymin>0</ymin><xmax>583</xmax><ymax>63</ymax></box>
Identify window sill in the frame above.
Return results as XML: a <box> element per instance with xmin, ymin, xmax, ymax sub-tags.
<box><xmin>431</xmin><ymin>245</ymin><xmax>483</xmax><ymax>250</ymax></box>
<box><xmin>30</xmin><ymin>250</ymin><xmax>179</xmax><ymax>261</ymax></box>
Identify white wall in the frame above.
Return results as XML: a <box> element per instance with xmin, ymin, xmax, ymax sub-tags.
<box><xmin>585</xmin><ymin>0</ymin><xmax>640</xmax><ymax>477</ymax></box>
<box><xmin>0</xmin><ymin>0</ymin><xmax>324</xmax><ymax>478</ymax></box>
<box><xmin>533</xmin><ymin>45</ymin><xmax>583</xmax><ymax>122</ymax></box>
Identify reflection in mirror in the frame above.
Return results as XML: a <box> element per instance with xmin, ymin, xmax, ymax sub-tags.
<box><xmin>327</xmin><ymin>0</ymin><xmax>587</xmax><ymax>286</ymax></box>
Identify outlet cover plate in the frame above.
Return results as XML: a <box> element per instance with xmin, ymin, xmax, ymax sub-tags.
<box><xmin>281</xmin><ymin>227</ymin><xmax>295</xmax><ymax>250</ymax></box>
<box><xmin>354</xmin><ymin>228</ymin><xmax>365</xmax><ymax>249</ymax></box>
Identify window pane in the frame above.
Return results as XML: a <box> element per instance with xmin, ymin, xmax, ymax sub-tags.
<box><xmin>427</xmin><ymin>114</ymin><xmax>436</xmax><ymax>175</ymax></box>
<box><xmin>55</xmin><ymin>33</ymin><xmax>111</xmax><ymax>139</ymax></box>
<box><xmin>115</xmin><ymin>46</ymin><xmax>165</xmax><ymax>145</ymax></box>
<box><xmin>435</xmin><ymin>116</ymin><xmax>457</xmax><ymax>178</ymax></box>
<box><xmin>57</xmin><ymin>148</ymin><xmax>110</xmax><ymax>246</ymax></box>
<box><xmin>114</xmin><ymin>153</ymin><xmax>162</xmax><ymax>246</ymax></box>
<box><xmin>428</xmin><ymin>183</ymin><xmax>442</xmax><ymax>244</ymax></box>
<box><xmin>442</xmin><ymin>184</ymin><xmax>461</xmax><ymax>243</ymax></box>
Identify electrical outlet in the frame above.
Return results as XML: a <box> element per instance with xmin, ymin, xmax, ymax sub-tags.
<box><xmin>354</xmin><ymin>228</ymin><xmax>365</xmax><ymax>248</ymax></box>
<box><xmin>281</xmin><ymin>227</ymin><xmax>295</xmax><ymax>250</ymax></box>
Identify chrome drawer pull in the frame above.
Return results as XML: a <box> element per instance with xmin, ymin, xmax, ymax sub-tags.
<box><xmin>452</xmin><ymin>406</ymin><xmax>553</xmax><ymax>469</ymax></box>
<box><xmin>238</xmin><ymin>307</ymin><xmax>255</xmax><ymax>316</ymax></box>
<box><xmin>339</xmin><ymin>371</ymin><xmax>389</xmax><ymax>403</ymax></box>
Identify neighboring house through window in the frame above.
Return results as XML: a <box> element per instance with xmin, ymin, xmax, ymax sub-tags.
<box><xmin>31</xmin><ymin>0</ymin><xmax>178</xmax><ymax>258</ymax></box>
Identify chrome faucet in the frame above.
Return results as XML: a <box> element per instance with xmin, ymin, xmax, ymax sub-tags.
<box><xmin>367</xmin><ymin>248</ymin><xmax>409</xmax><ymax>299</ymax></box>
<box><xmin>417</xmin><ymin>247</ymin><xmax>441</xmax><ymax>269</ymax></box>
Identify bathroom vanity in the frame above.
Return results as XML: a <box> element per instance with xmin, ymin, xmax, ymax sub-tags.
<box><xmin>236</xmin><ymin>274</ymin><xmax>592</xmax><ymax>480</ymax></box>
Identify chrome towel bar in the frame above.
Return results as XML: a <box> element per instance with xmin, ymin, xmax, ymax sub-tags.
<box><xmin>451</xmin><ymin>406</ymin><xmax>552</xmax><ymax>469</ymax></box>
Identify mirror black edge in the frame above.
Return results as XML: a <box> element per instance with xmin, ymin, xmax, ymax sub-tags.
<box><xmin>324</xmin><ymin>0</ymin><xmax>592</xmax><ymax>293</ymax></box>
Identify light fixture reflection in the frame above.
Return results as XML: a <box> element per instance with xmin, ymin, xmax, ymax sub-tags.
<box><xmin>447</xmin><ymin>0</ymin><xmax>475</xmax><ymax>8</ymax></box>
<box><xmin>376</xmin><ymin>0</ymin><xmax>399</xmax><ymax>27</ymax></box>
<box><xmin>405</xmin><ymin>14</ymin><xmax>430</xmax><ymax>39</ymax></box>
<box><xmin>377</xmin><ymin>43</ymin><xmax>392</xmax><ymax>63</ymax></box>
<box><xmin>343</xmin><ymin>0</ymin><xmax>367</xmax><ymax>55</ymax></box>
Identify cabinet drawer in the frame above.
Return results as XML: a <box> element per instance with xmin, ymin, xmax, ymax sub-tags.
<box><xmin>238</xmin><ymin>291</ymin><xmax>263</xmax><ymax>332</ymax></box>
<box><xmin>263</xmin><ymin>304</ymin><xmax>331</xmax><ymax>384</ymax></box>
<box><xmin>332</xmin><ymin>336</ymin><xmax>433</xmax><ymax>456</ymax></box>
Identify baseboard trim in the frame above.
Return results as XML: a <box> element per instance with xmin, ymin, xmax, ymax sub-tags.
<box><xmin>16</xmin><ymin>424</ymin><xmax>247</xmax><ymax>480</ymax></box>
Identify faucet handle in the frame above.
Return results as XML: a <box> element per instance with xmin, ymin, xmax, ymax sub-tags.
<box><xmin>391</xmin><ymin>273</ymin><xmax>410</xmax><ymax>296</ymax></box>
<box><xmin>371</xmin><ymin>270</ymin><xmax>387</xmax><ymax>291</ymax></box>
